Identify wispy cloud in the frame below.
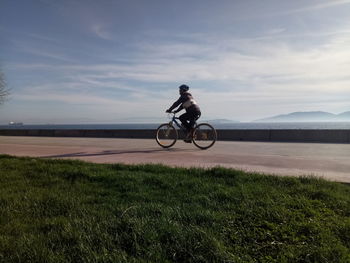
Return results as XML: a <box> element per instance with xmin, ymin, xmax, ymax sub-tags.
<box><xmin>9</xmin><ymin>30</ymin><xmax>350</xmax><ymax>121</ymax></box>
<box><xmin>11</xmin><ymin>26</ymin><xmax>350</xmax><ymax>94</ymax></box>
<box><xmin>91</xmin><ymin>24</ymin><xmax>112</xmax><ymax>40</ymax></box>
<box><xmin>60</xmin><ymin>30</ymin><xmax>350</xmax><ymax>95</ymax></box>
<box><xmin>4</xmin><ymin>0</ymin><xmax>350</xmax><ymax>122</ymax></box>
<box><xmin>12</xmin><ymin>40</ymin><xmax>76</xmax><ymax>62</ymax></box>
<box><xmin>233</xmin><ymin>0</ymin><xmax>350</xmax><ymax>20</ymax></box>
<box><xmin>290</xmin><ymin>0</ymin><xmax>350</xmax><ymax>13</ymax></box>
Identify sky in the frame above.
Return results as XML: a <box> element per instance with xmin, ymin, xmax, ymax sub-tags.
<box><xmin>1</xmin><ymin>0</ymin><xmax>350</xmax><ymax>124</ymax></box>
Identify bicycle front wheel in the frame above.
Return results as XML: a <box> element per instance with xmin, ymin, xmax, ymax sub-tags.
<box><xmin>192</xmin><ymin>123</ymin><xmax>217</xmax><ymax>150</ymax></box>
<box><xmin>156</xmin><ymin>123</ymin><xmax>178</xmax><ymax>148</ymax></box>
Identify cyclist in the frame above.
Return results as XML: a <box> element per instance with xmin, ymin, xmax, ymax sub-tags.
<box><xmin>166</xmin><ymin>84</ymin><xmax>201</xmax><ymax>143</ymax></box>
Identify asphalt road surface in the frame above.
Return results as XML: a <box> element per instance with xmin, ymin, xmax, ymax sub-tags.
<box><xmin>1</xmin><ymin>136</ymin><xmax>350</xmax><ymax>183</ymax></box>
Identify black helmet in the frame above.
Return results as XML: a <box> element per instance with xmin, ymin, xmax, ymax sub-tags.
<box><xmin>179</xmin><ymin>84</ymin><xmax>189</xmax><ymax>92</ymax></box>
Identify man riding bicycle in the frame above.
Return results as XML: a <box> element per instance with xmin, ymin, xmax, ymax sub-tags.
<box><xmin>166</xmin><ymin>84</ymin><xmax>201</xmax><ymax>143</ymax></box>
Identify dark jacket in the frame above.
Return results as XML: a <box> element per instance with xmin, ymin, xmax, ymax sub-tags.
<box><xmin>168</xmin><ymin>92</ymin><xmax>201</xmax><ymax>113</ymax></box>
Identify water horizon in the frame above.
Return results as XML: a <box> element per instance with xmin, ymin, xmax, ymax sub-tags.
<box><xmin>1</xmin><ymin>122</ymin><xmax>350</xmax><ymax>130</ymax></box>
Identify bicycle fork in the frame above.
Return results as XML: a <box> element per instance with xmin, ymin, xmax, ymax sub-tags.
<box><xmin>165</xmin><ymin>122</ymin><xmax>173</xmax><ymax>137</ymax></box>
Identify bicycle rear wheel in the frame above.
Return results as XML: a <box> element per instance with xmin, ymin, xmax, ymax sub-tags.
<box><xmin>156</xmin><ymin>123</ymin><xmax>178</xmax><ymax>148</ymax></box>
<box><xmin>192</xmin><ymin>123</ymin><xmax>217</xmax><ymax>150</ymax></box>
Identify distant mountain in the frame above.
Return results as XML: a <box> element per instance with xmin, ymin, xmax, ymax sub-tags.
<box><xmin>255</xmin><ymin>111</ymin><xmax>350</xmax><ymax>122</ymax></box>
<box><xmin>337</xmin><ymin>111</ymin><xmax>350</xmax><ymax>120</ymax></box>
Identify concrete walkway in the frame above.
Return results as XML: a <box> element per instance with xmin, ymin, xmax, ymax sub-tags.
<box><xmin>1</xmin><ymin>136</ymin><xmax>349</xmax><ymax>183</ymax></box>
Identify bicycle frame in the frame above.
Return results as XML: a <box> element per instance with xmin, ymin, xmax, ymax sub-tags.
<box><xmin>156</xmin><ymin>113</ymin><xmax>217</xmax><ymax>149</ymax></box>
<box><xmin>168</xmin><ymin>113</ymin><xmax>196</xmax><ymax>133</ymax></box>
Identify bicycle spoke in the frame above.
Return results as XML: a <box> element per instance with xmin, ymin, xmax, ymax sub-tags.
<box><xmin>156</xmin><ymin>124</ymin><xmax>178</xmax><ymax>148</ymax></box>
<box><xmin>192</xmin><ymin>123</ymin><xmax>217</xmax><ymax>150</ymax></box>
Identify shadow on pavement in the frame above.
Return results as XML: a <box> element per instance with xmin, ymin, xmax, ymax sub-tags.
<box><xmin>40</xmin><ymin>148</ymin><xmax>194</xmax><ymax>158</ymax></box>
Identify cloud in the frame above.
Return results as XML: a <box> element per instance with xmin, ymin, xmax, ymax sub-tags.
<box><xmin>290</xmin><ymin>0</ymin><xmax>350</xmax><ymax>13</ymax></box>
<box><xmin>265</xmin><ymin>28</ymin><xmax>287</xmax><ymax>35</ymax></box>
<box><xmin>8</xmin><ymin>20</ymin><xmax>350</xmax><ymax>121</ymax></box>
<box><xmin>12</xmin><ymin>28</ymin><xmax>350</xmax><ymax>93</ymax></box>
<box><xmin>74</xmin><ymin>30</ymin><xmax>350</xmax><ymax>96</ymax></box>
<box><xmin>11</xmin><ymin>40</ymin><xmax>76</xmax><ymax>62</ymax></box>
<box><xmin>243</xmin><ymin>0</ymin><xmax>350</xmax><ymax>19</ymax></box>
<box><xmin>91</xmin><ymin>24</ymin><xmax>112</xmax><ymax>40</ymax></box>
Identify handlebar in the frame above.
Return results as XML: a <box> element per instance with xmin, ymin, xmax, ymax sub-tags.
<box><xmin>167</xmin><ymin>112</ymin><xmax>178</xmax><ymax>119</ymax></box>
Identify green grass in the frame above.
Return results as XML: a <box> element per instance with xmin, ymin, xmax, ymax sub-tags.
<box><xmin>0</xmin><ymin>155</ymin><xmax>349</xmax><ymax>263</ymax></box>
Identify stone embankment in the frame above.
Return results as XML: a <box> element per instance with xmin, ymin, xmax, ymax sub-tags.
<box><xmin>0</xmin><ymin>129</ymin><xmax>349</xmax><ymax>143</ymax></box>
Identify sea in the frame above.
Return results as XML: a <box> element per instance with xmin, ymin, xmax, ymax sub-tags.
<box><xmin>1</xmin><ymin>122</ymin><xmax>350</xmax><ymax>130</ymax></box>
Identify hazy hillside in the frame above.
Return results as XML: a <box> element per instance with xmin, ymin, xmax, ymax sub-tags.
<box><xmin>337</xmin><ymin>111</ymin><xmax>350</xmax><ymax>120</ymax></box>
<box><xmin>255</xmin><ymin>111</ymin><xmax>350</xmax><ymax>122</ymax></box>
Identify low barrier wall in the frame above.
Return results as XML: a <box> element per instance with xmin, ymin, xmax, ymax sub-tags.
<box><xmin>1</xmin><ymin>129</ymin><xmax>349</xmax><ymax>143</ymax></box>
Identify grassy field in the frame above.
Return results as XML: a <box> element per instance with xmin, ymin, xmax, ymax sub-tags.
<box><xmin>0</xmin><ymin>155</ymin><xmax>349</xmax><ymax>262</ymax></box>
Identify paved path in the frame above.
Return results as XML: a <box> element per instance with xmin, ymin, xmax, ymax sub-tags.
<box><xmin>1</xmin><ymin>136</ymin><xmax>350</xmax><ymax>183</ymax></box>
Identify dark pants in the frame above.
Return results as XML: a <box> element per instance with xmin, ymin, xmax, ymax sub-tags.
<box><xmin>179</xmin><ymin>110</ymin><xmax>201</xmax><ymax>132</ymax></box>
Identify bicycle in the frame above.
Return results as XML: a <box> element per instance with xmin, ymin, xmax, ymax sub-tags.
<box><xmin>156</xmin><ymin>113</ymin><xmax>217</xmax><ymax>150</ymax></box>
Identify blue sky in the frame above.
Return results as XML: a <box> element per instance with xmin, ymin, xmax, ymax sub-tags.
<box><xmin>1</xmin><ymin>0</ymin><xmax>350</xmax><ymax>124</ymax></box>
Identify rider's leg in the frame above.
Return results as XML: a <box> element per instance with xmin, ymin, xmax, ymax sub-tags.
<box><xmin>186</xmin><ymin>112</ymin><xmax>201</xmax><ymax>142</ymax></box>
<box><xmin>188</xmin><ymin>112</ymin><xmax>200</xmax><ymax>130</ymax></box>
<box><xmin>179</xmin><ymin>112</ymin><xmax>191</xmax><ymax>131</ymax></box>
<box><xmin>181</xmin><ymin>111</ymin><xmax>200</xmax><ymax>131</ymax></box>
<box><xmin>179</xmin><ymin>113</ymin><xmax>193</xmax><ymax>143</ymax></box>
<box><xmin>180</xmin><ymin>111</ymin><xmax>201</xmax><ymax>142</ymax></box>
<box><xmin>188</xmin><ymin>111</ymin><xmax>201</xmax><ymax>132</ymax></box>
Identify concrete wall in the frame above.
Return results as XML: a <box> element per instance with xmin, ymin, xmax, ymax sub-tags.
<box><xmin>0</xmin><ymin>129</ymin><xmax>156</xmax><ymax>139</ymax></box>
<box><xmin>217</xmin><ymin>129</ymin><xmax>350</xmax><ymax>143</ymax></box>
<box><xmin>0</xmin><ymin>129</ymin><xmax>349</xmax><ymax>143</ymax></box>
